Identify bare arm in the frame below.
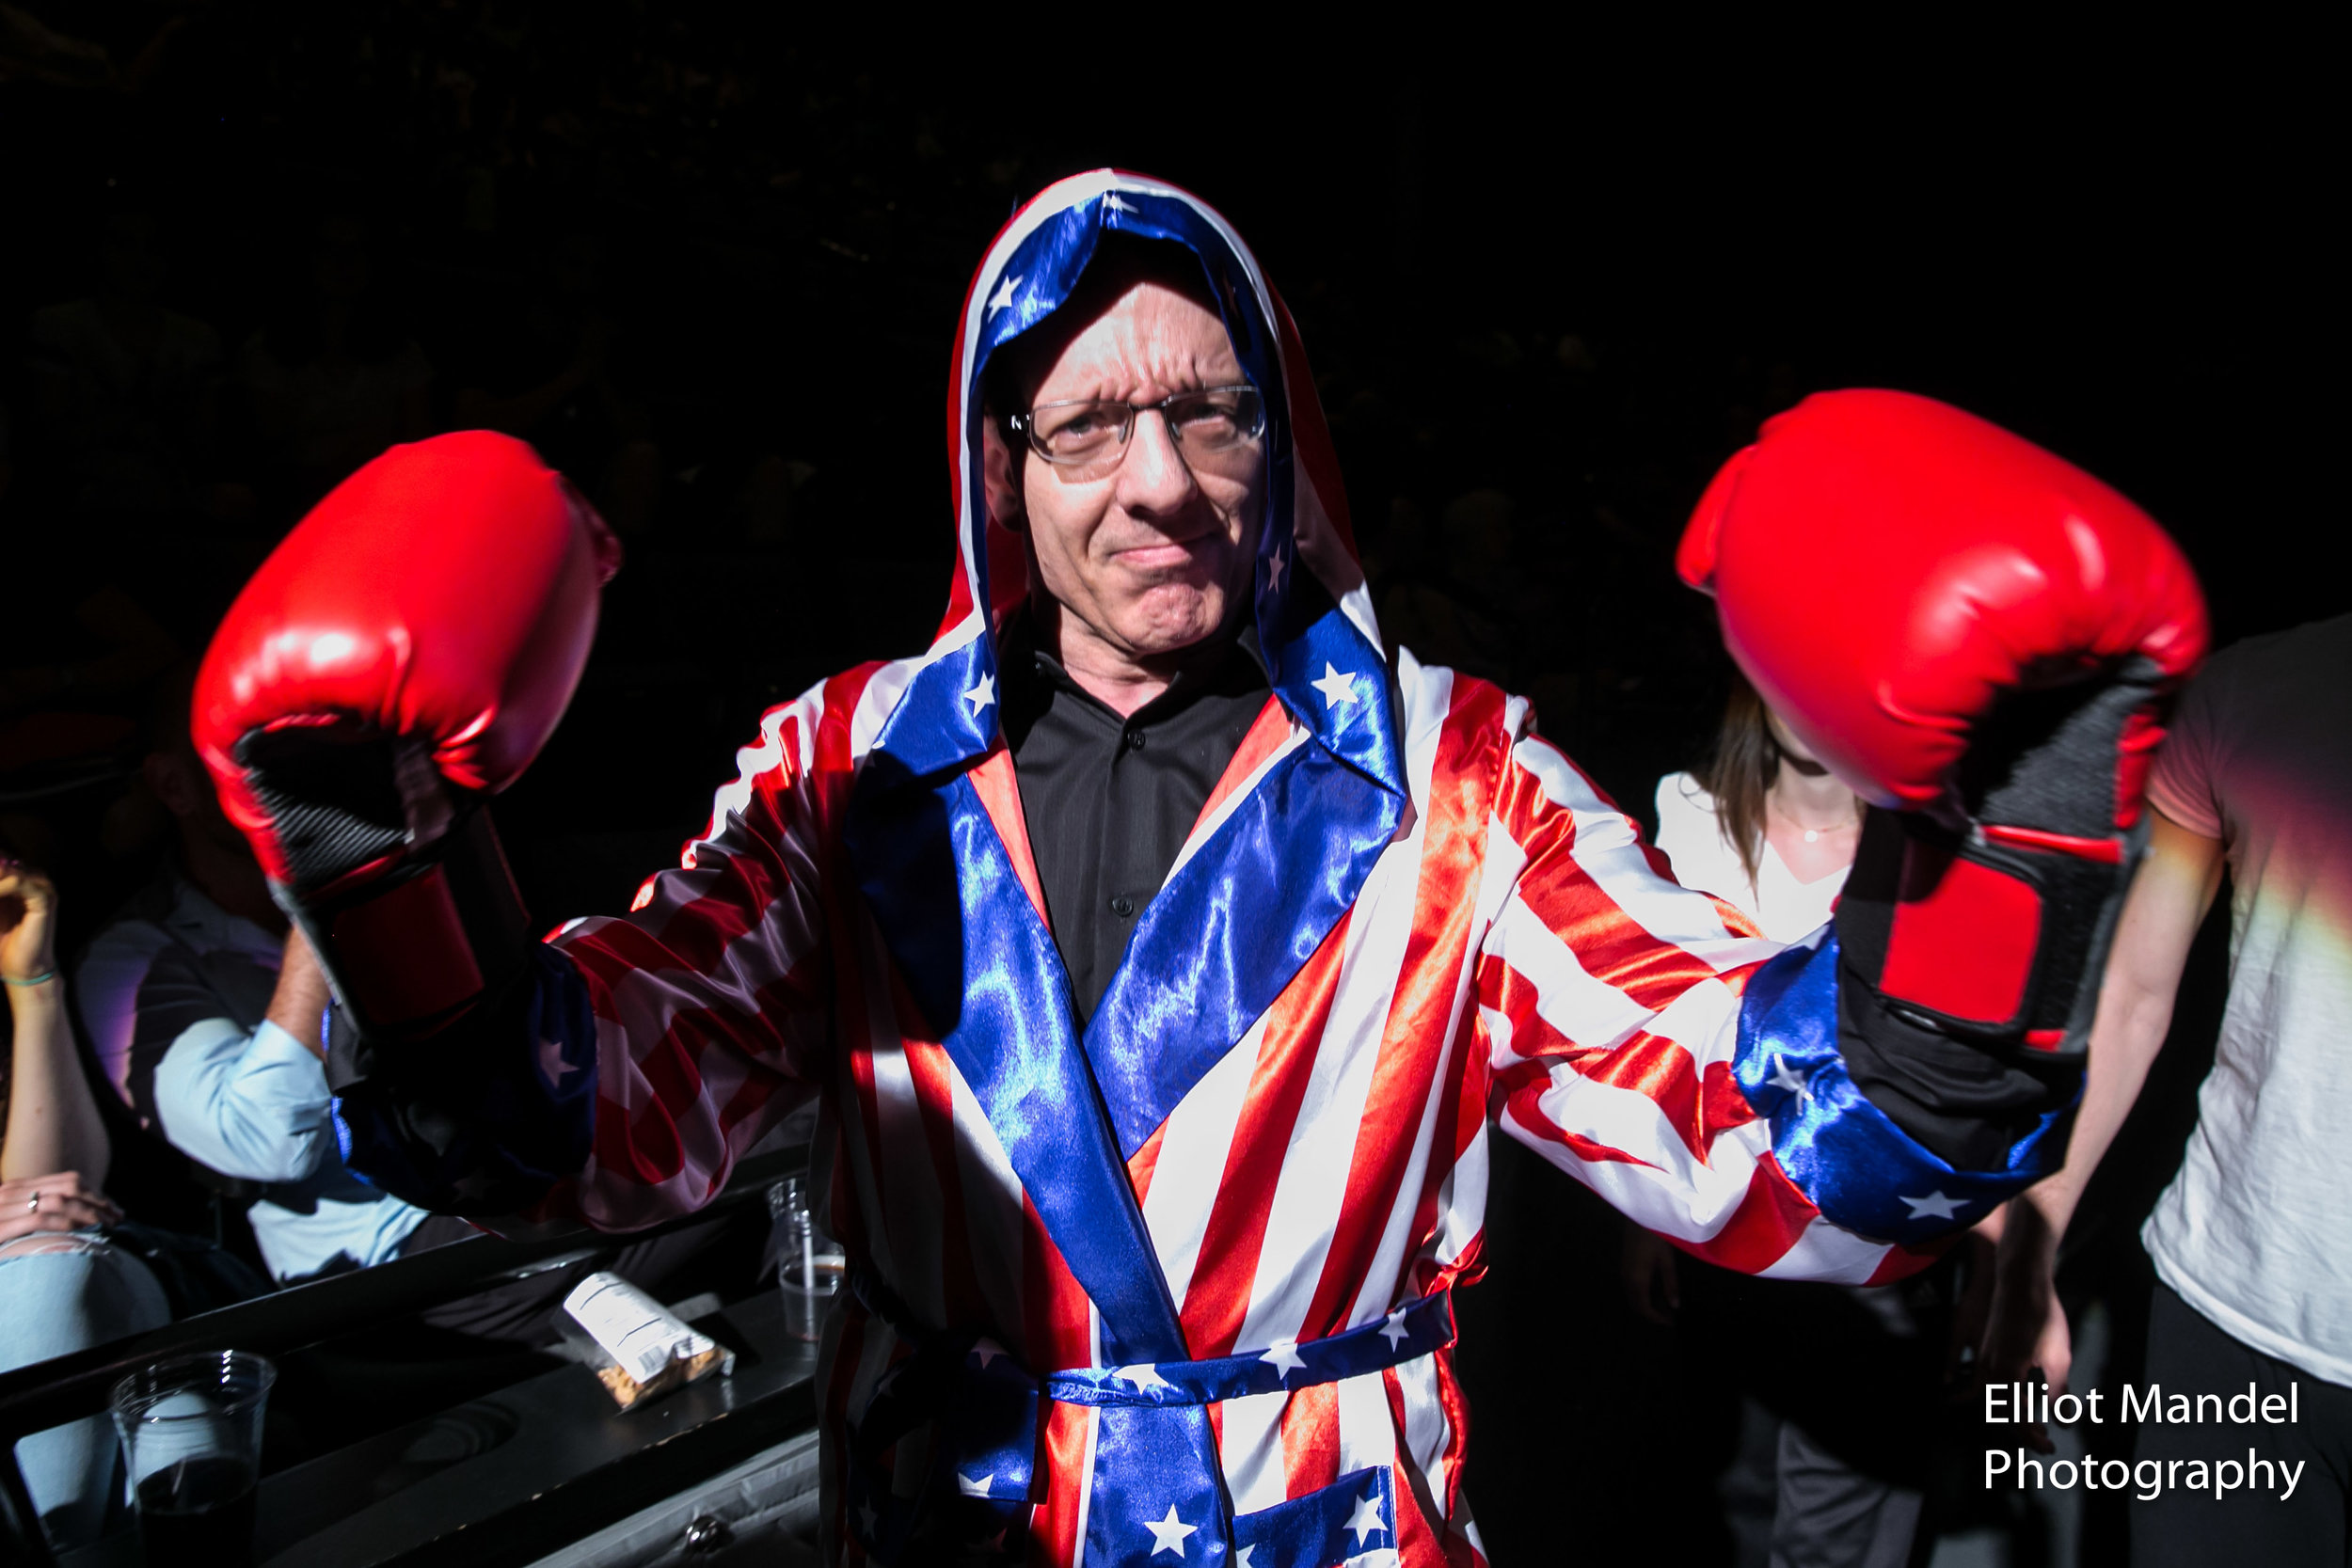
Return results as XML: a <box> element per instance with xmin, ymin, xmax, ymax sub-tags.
<box><xmin>265</xmin><ymin>927</ymin><xmax>332</xmax><ymax>1060</ymax></box>
<box><xmin>2030</xmin><ymin>809</ymin><xmax>2222</xmax><ymax>1237</ymax></box>
<box><xmin>1982</xmin><ymin>807</ymin><xmax>2224</xmax><ymax>1391</ymax></box>
<box><xmin>3</xmin><ymin>863</ymin><xmax>111</xmax><ymax>1185</ymax></box>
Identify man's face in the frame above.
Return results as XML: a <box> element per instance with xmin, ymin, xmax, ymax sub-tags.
<box><xmin>1005</xmin><ymin>281</ymin><xmax>1263</xmax><ymax>664</ymax></box>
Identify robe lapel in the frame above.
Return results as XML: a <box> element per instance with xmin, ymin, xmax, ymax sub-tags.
<box><xmin>843</xmin><ymin>752</ymin><xmax>1186</xmax><ymax>1363</ymax></box>
<box><xmin>1081</xmin><ymin>720</ymin><xmax>1402</xmax><ymax>1158</ymax></box>
<box><xmin>843</xmin><ymin>586</ymin><xmax>1406</xmax><ymax>1362</ymax></box>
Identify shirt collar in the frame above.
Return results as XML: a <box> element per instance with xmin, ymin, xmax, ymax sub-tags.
<box><xmin>1002</xmin><ymin>605</ymin><xmax>1270</xmax><ymax>732</ymax></box>
<box><xmin>164</xmin><ymin>867</ymin><xmax>288</xmax><ymax>963</ymax></box>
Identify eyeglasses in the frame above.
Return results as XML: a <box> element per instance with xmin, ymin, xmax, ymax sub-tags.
<box><xmin>1008</xmin><ymin>386</ymin><xmax>1265</xmax><ymax>478</ymax></box>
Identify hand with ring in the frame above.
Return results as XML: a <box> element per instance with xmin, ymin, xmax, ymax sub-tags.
<box><xmin>0</xmin><ymin>1171</ymin><xmax>120</xmax><ymax>1249</ymax></box>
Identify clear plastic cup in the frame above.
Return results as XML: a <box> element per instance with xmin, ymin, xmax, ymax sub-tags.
<box><xmin>767</xmin><ymin>1177</ymin><xmax>843</xmax><ymax>1342</ymax></box>
<box><xmin>110</xmin><ymin>1351</ymin><xmax>274</xmax><ymax>1566</ymax></box>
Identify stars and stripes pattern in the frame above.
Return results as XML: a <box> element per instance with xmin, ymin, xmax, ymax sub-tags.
<box><xmin>522</xmin><ymin>173</ymin><xmax>2010</xmax><ymax>1566</ymax></box>
<box><xmin>546</xmin><ymin>649</ymin><xmax>1952</xmax><ymax>1564</ymax></box>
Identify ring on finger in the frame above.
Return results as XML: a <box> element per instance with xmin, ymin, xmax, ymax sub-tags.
<box><xmin>25</xmin><ymin>1191</ymin><xmax>40</xmax><ymax>1214</ymax></box>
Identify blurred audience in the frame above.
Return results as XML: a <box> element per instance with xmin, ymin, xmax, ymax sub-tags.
<box><xmin>25</xmin><ymin>202</ymin><xmax>242</xmax><ymax>522</ymax></box>
<box><xmin>451</xmin><ymin>230</ymin><xmax>660</xmax><ymax>537</ymax></box>
<box><xmin>235</xmin><ymin>210</ymin><xmax>434</xmax><ymax>523</ymax></box>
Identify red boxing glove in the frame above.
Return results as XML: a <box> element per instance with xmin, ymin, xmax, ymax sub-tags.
<box><xmin>1679</xmin><ymin>390</ymin><xmax>2208</xmax><ymax>1056</ymax></box>
<box><xmin>195</xmin><ymin>432</ymin><xmax>619</xmax><ymax>1039</ymax></box>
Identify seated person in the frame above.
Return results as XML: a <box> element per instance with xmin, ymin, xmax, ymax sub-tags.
<box><xmin>81</xmin><ymin>677</ymin><xmax>753</xmax><ymax>1341</ymax></box>
<box><xmin>1</xmin><ymin>852</ymin><xmax>170</xmax><ymax>1549</ymax></box>
<box><xmin>76</xmin><ymin>678</ymin><xmax>429</xmax><ymax>1286</ymax></box>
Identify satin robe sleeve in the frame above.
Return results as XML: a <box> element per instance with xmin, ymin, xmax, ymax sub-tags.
<box><xmin>328</xmin><ymin>680</ymin><xmax>840</xmax><ymax>1228</ymax></box>
<box><xmin>543</xmin><ymin>689</ymin><xmax>839</xmax><ymax>1230</ymax></box>
<box><xmin>1470</xmin><ymin>710</ymin><xmax>2069</xmax><ymax>1285</ymax></box>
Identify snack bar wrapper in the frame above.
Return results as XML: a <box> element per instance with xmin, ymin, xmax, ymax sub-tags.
<box><xmin>562</xmin><ymin>1271</ymin><xmax>736</xmax><ymax>1410</ymax></box>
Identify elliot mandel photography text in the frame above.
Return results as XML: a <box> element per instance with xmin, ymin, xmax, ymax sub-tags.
<box><xmin>1984</xmin><ymin>1381</ymin><xmax>2310</xmax><ymax>1502</ymax></box>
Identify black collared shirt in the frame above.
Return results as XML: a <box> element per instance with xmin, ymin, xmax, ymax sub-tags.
<box><xmin>999</xmin><ymin>613</ymin><xmax>1273</xmax><ymax>1025</ymax></box>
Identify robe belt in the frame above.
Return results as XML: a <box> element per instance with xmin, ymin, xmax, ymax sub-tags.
<box><xmin>843</xmin><ymin>1271</ymin><xmax>1454</xmax><ymax>1564</ymax></box>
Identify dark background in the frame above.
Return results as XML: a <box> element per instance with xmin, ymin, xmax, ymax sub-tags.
<box><xmin>2</xmin><ymin>12</ymin><xmax>2336</xmax><ymax>1564</ymax></box>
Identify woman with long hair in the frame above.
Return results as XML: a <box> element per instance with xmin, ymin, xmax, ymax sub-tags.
<box><xmin>1635</xmin><ymin>674</ymin><xmax>1944</xmax><ymax>1568</ymax></box>
<box><xmin>1653</xmin><ymin>669</ymin><xmax>1863</xmax><ymax>942</ymax></box>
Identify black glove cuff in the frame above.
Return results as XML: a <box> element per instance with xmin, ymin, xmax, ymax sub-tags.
<box><xmin>287</xmin><ymin>804</ymin><xmax>533</xmax><ymax>1042</ymax></box>
<box><xmin>1835</xmin><ymin>947</ymin><xmax>2080</xmax><ymax>1169</ymax></box>
<box><xmin>1834</xmin><ymin>808</ymin><xmax>2141</xmax><ymax>1060</ymax></box>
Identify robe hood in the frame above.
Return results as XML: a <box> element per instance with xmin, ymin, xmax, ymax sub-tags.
<box><xmin>866</xmin><ymin>170</ymin><xmax>1402</xmax><ymax>801</ymax></box>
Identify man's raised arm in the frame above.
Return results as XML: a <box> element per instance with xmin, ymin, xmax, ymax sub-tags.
<box><xmin>191</xmin><ymin>434</ymin><xmax>822</xmax><ymax>1226</ymax></box>
<box><xmin>1491</xmin><ymin>392</ymin><xmax>2209</xmax><ymax>1280</ymax></box>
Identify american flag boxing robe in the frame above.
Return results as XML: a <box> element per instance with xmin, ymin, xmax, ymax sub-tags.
<box><xmin>340</xmin><ymin>171</ymin><xmax>2072</xmax><ymax>1567</ymax></box>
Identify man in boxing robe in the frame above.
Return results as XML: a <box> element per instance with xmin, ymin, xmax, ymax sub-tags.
<box><xmin>190</xmin><ymin>171</ymin><xmax>2207</xmax><ymax>1566</ymax></box>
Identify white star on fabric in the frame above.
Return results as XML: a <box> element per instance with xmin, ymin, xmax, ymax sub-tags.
<box><xmin>1900</xmin><ymin>1189</ymin><xmax>1967</xmax><ymax>1222</ymax></box>
<box><xmin>1144</xmin><ymin>1505</ymin><xmax>1198</xmax><ymax>1557</ymax></box>
<box><xmin>1767</xmin><ymin>1053</ymin><xmax>1815</xmax><ymax>1111</ymax></box>
<box><xmin>858</xmin><ymin>1500</ymin><xmax>879</xmax><ymax>1537</ymax></box>
<box><xmin>1311</xmin><ymin>662</ymin><xmax>1360</xmax><ymax>709</ymax></box>
<box><xmin>1116</xmin><ymin>1363</ymin><xmax>1173</xmax><ymax>1392</ymax></box>
<box><xmin>1236</xmin><ymin>1549</ymin><xmax>1255</xmax><ymax>1568</ymax></box>
<box><xmin>1379</xmin><ymin>1310</ymin><xmax>1410</xmax><ymax>1351</ymax></box>
<box><xmin>971</xmin><ymin>1338</ymin><xmax>1004</xmax><ymax>1370</ymax></box>
<box><xmin>1260</xmin><ymin>1339</ymin><xmax>1307</xmax><ymax>1379</ymax></box>
<box><xmin>1264</xmin><ymin>547</ymin><xmax>1287</xmax><ymax>594</ymax></box>
<box><xmin>962</xmin><ymin>673</ymin><xmax>996</xmax><ymax>718</ymax></box>
<box><xmin>957</xmin><ymin>1471</ymin><xmax>994</xmax><ymax>1497</ymax></box>
<box><xmin>1104</xmin><ymin>193</ymin><xmax>1136</xmax><ymax>213</ymax></box>
<box><xmin>988</xmin><ymin>274</ymin><xmax>1022</xmax><ymax>315</ymax></box>
<box><xmin>537</xmin><ymin>1035</ymin><xmax>580</xmax><ymax>1085</ymax></box>
<box><xmin>1345</xmin><ymin>1492</ymin><xmax>1387</xmax><ymax>1546</ymax></box>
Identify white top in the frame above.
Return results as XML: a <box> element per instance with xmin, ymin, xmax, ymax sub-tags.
<box><xmin>1652</xmin><ymin>772</ymin><xmax>1846</xmax><ymax>943</ymax></box>
<box><xmin>2139</xmin><ymin>614</ymin><xmax>2352</xmax><ymax>1386</ymax></box>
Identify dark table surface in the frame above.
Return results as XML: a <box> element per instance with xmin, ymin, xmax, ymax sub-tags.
<box><xmin>61</xmin><ymin>1288</ymin><xmax>821</xmax><ymax>1568</ymax></box>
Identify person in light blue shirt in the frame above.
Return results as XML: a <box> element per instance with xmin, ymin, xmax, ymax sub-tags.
<box><xmin>76</xmin><ymin>701</ymin><xmax>427</xmax><ymax>1285</ymax></box>
<box><xmin>79</xmin><ymin>675</ymin><xmax>758</xmax><ymax>1349</ymax></box>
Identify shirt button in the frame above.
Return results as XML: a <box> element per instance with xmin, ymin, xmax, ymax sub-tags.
<box><xmin>1122</xmin><ymin>727</ymin><xmax>1145</xmax><ymax>751</ymax></box>
<box><xmin>1110</xmin><ymin>895</ymin><xmax>1136</xmax><ymax>919</ymax></box>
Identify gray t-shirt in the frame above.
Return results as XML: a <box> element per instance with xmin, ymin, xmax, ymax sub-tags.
<box><xmin>2142</xmin><ymin>613</ymin><xmax>2352</xmax><ymax>1384</ymax></box>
